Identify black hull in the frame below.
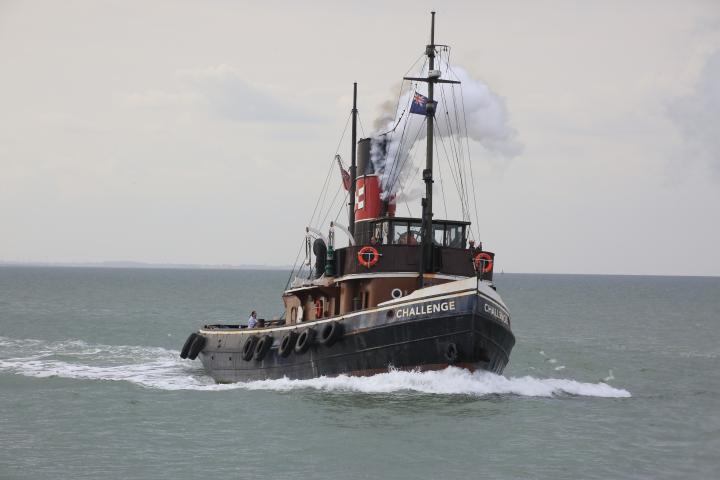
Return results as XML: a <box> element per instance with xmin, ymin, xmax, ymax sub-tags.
<box><xmin>196</xmin><ymin>289</ymin><xmax>515</xmax><ymax>382</ymax></box>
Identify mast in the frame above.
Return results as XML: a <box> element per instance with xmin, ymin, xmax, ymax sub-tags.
<box><xmin>404</xmin><ymin>12</ymin><xmax>460</xmax><ymax>286</ymax></box>
<box><xmin>348</xmin><ymin>82</ymin><xmax>358</xmax><ymax>237</ymax></box>
<box><xmin>422</xmin><ymin>12</ymin><xmax>437</xmax><ymax>281</ymax></box>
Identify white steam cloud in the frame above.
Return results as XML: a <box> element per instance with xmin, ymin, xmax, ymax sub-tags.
<box><xmin>370</xmin><ymin>63</ymin><xmax>523</xmax><ymax>200</ymax></box>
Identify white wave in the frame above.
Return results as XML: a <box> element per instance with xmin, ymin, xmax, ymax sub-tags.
<box><xmin>0</xmin><ymin>337</ymin><xmax>631</xmax><ymax>397</ymax></box>
<box><xmin>0</xmin><ymin>335</ymin><xmax>223</xmax><ymax>391</ymax></box>
<box><xmin>240</xmin><ymin>368</ymin><xmax>631</xmax><ymax>398</ymax></box>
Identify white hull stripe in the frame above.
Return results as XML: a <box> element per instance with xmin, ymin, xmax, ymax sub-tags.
<box><xmin>200</xmin><ymin>289</ymin><xmax>484</xmax><ymax>336</ymax></box>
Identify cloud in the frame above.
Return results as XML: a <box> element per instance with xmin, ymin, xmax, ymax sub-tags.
<box><xmin>124</xmin><ymin>91</ymin><xmax>199</xmax><ymax>108</ymax></box>
<box><xmin>667</xmin><ymin>51</ymin><xmax>720</xmax><ymax>173</ymax></box>
<box><xmin>124</xmin><ymin>64</ymin><xmax>313</xmax><ymax>123</ymax></box>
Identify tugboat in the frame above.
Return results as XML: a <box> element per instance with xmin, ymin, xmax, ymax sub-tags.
<box><xmin>180</xmin><ymin>12</ymin><xmax>515</xmax><ymax>382</ymax></box>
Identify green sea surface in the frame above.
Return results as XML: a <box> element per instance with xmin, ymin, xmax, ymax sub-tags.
<box><xmin>1</xmin><ymin>267</ymin><xmax>718</xmax><ymax>479</ymax></box>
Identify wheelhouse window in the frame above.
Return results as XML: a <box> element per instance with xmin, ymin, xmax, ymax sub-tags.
<box><xmin>446</xmin><ymin>224</ymin><xmax>466</xmax><ymax>248</ymax></box>
<box><xmin>408</xmin><ymin>222</ymin><xmax>421</xmax><ymax>245</ymax></box>
<box><xmin>432</xmin><ymin>224</ymin><xmax>445</xmax><ymax>245</ymax></box>
<box><xmin>372</xmin><ymin>221</ymin><xmax>389</xmax><ymax>244</ymax></box>
<box><xmin>393</xmin><ymin>222</ymin><xmax>409</xmax><ymax>244</ymax></box>
<box><xmin>358</xmin><ymin>218</ymin><xmax>467</xmax><ymax>247</ymax></box>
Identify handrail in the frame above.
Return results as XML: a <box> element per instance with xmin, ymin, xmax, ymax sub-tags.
<box><xmin>331</xmin><ymin>221</ymin><xmax>356</xmax><ymax>246</ymax></box>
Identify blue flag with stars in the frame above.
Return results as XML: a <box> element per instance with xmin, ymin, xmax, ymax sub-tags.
<box><xmin>409</xmin><ymin>91</ymin><xmax>428</xmax><ymax>115</ymax></box>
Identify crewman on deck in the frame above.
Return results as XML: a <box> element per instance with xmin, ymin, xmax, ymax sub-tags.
<box><xmin>248</xmin><ymin>311</ymin><xmax>258</xmax><ymax>329</ymax></box>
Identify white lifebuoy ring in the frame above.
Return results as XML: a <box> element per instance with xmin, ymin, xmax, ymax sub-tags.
<box><xmin>391</xmin><ymin>288</ymin><xmax>403</xmax><ymax>299</ymax></box>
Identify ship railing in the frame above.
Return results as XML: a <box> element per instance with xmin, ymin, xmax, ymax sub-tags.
<box><xmin>202</xmin><ymin>319</ymin><xmax>286</xmax><ymax>330</ymax></box>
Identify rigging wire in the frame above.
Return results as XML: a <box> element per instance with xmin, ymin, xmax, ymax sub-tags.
<box><xmin>447</xmin><ymin>81</ymin><xmax>481</xmax><ymax>240</ymax></box>
<box><xmin>283</xmin><ymin>238</ymin><xmax>307</xmax><ymax>292</ymax></box>
<box><xmin>388</xmin><ymin>53</ymin><xmax>427</xmax><ymax>127</ymax></box>
<box><xmin>436</xmin><ymin>142</ymin><xmax>449</xmax><ymax>219</ymax></box>
<box><xmin>436</xmin><ymin>82</ymin><xmax>481</xmax><ymax>241</ymax></box>
<box><xmin>380</xmin><ymin>92</ymin><xmax>416</xmax><ymax>196</ymax></box>
<box><xmin>437</xmin><ymin>85</ymin><xmax>466</xmax><ymax>209</ymax></box>
<box><xmin>438</xmin><ymin>49</ymin><xmax>482</xmax><ymax>238</ymax></box>
<box><xmin>440</xmin><ymin>84</ymin><xmax>470</xmax><ymax>215</ymax></box>
<box><xmin>311</xmin><ymin>54</ymin><xmax>424</xmax><ymax>249</ymax></box>
<box><xmin>316</xmin><ymin>181</ymin><xmax>345</xmax><ymax>231</ymax></box>
<box><xmin>357</xmin><ymin>113</ymin><xmax>366</xmax><ymax>138</ymax></box>
<box><xmin>334</xmin><ymin>191</ymin><xmax>349</xmax><ymax>223</ymax></box>
<box><xmin>284</xmin><ymin>111</ymin><xmax>351</xmax><ymax>292</ymax></box>
<box><xmin>446</xmin><ymin>62</ymin><xmax>483</xmax><ymax>241</ymax></box>
<box><xmin>435</xmin><ymin>121</ymin><xmax>475</xmax><ymax>237</ymax></box>
<box><xmin>385</xmin><ymin>116</ymin><xmax>427</xmax><ymax>202</ymax></box>
<box><xmin>308</xmin><ymin>112</ymin><xmax>352</xmax><ymax>228</ymax></box>
<box><xmin>288</xmin><ymin>50</ymin><xmax>488</xmax><ymax>295</ymax></box>
<box><xmin>458</xmin><ymin>84</ymin><xmax>481</xmax><ymax>242</ymax></box>
<box><xmin>380</xmin><ymin>58</ymin><xmax>427</xmax><ymax>194</ymax></box>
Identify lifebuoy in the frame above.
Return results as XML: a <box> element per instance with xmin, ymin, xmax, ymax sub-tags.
<box><xmin>319</xmin><ymin>321</ymin><xmax>343</xmax><ymax>347</ymax></box>
<box><xmin>315</xmin><ymin>299</ymin><xmax>323</xmax><ymax>318</ymax></box>
<box><xmin>391</xmin><ymin>288</ymin><xmax>403</xmax><ymax>299</ymax></box>
<box><xmin>473</xmin><ymin>252</ymin><xmax>493</xmax><ymax>273</ymax></box>
<box><xmin>357</xmin><ymin>246</ymin><xmax>380</xmax><ymax>268</ymax></box>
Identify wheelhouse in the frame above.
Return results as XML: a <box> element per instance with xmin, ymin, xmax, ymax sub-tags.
<box><xmin>353</xmin><ymin>217</ymin><xmax>469</xmax><ymax>249</ymax></box>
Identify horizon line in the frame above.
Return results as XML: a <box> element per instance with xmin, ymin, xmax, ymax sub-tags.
<box><xmin>0</xmin><ymin>261</ymin><xmax>716</xmax><ymax>278</ymax></box>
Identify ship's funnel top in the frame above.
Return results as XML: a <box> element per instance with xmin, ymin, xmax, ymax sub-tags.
<box><xmin>357</xmin><ymin>138</ymin><xmax>374</xmax><ymax>176</ymax></box>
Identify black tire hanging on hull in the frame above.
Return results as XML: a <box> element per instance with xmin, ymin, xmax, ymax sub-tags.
<box><xmin>444</xmin><ymin>342</ymin><xmax>460</xmax><ymax>364</ymax></box>
<box><xmin>242</xmin><ymin>336</ymin><xmax>258</xmax><ymax>361</ymax></box>
<box><xmin>253</xmin><ymin>335</ymin><xmax>273</xmax><ymax>361</ymax></box>
<box><xmin>187</xmin><ymin>335</ymin><xmax>206</xmax><ymax>360</ymax></box>
<box><xmin>278</xmin><ymin>332</ymin><xmax>298</xmax><ymax>357</ymax></box>
<box><xmin>318</xmin><ymin>321</ymin><xmax>343</xmax><ymax>347</ymax></box>
<box><xmin>180</xmin><ymin>333</ymin><xmax>197</xmax><ymax>359</ymax></box>
<box><xmin>294</xmin><ymin>328</ymin><xmax>316</xmax><ymax>354</ymax></box>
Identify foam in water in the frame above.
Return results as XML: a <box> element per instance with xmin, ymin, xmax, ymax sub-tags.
<box><xmin>0</xmin><ymin>336</ymin><xmax>631</xmax><ymax>397</ymax></box>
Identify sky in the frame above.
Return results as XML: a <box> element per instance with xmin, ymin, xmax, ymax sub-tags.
<box><xmin>1</xmin><ymin>0</ymin><xmax>718</xmax><ymax>276</ymax></box>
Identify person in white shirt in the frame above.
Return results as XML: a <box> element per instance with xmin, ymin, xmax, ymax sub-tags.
<box><xmin>247</xmin><ymin>311</ymin><xmax>258</xmax><ymax>329</ymax></box>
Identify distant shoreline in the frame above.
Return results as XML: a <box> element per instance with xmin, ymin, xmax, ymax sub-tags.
<box><xmin>0</xmin><ymin>261</ymin><xmax>292</xmax><ymax>271</ymax></box>
<box><xmin>0</xmin><ymin>262</ymin><xmax>716</xmax><ymax>277</ymax></box>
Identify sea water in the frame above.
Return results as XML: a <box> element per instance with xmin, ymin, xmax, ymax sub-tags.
<box><xmin>0</xmin><ymin>267</ymin><xmax>717</xmax><ymax>479</ymax></box>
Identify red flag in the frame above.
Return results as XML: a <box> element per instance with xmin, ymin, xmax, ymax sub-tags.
<box><xmin>336</xmin><ymin>155</ymin><xmax>351</xmax><ymax>191</ymax></box>
<box><xmin>341</xmin><ymin>168</ymin><xmax>351</xmax><ymax>191</ymax></box>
